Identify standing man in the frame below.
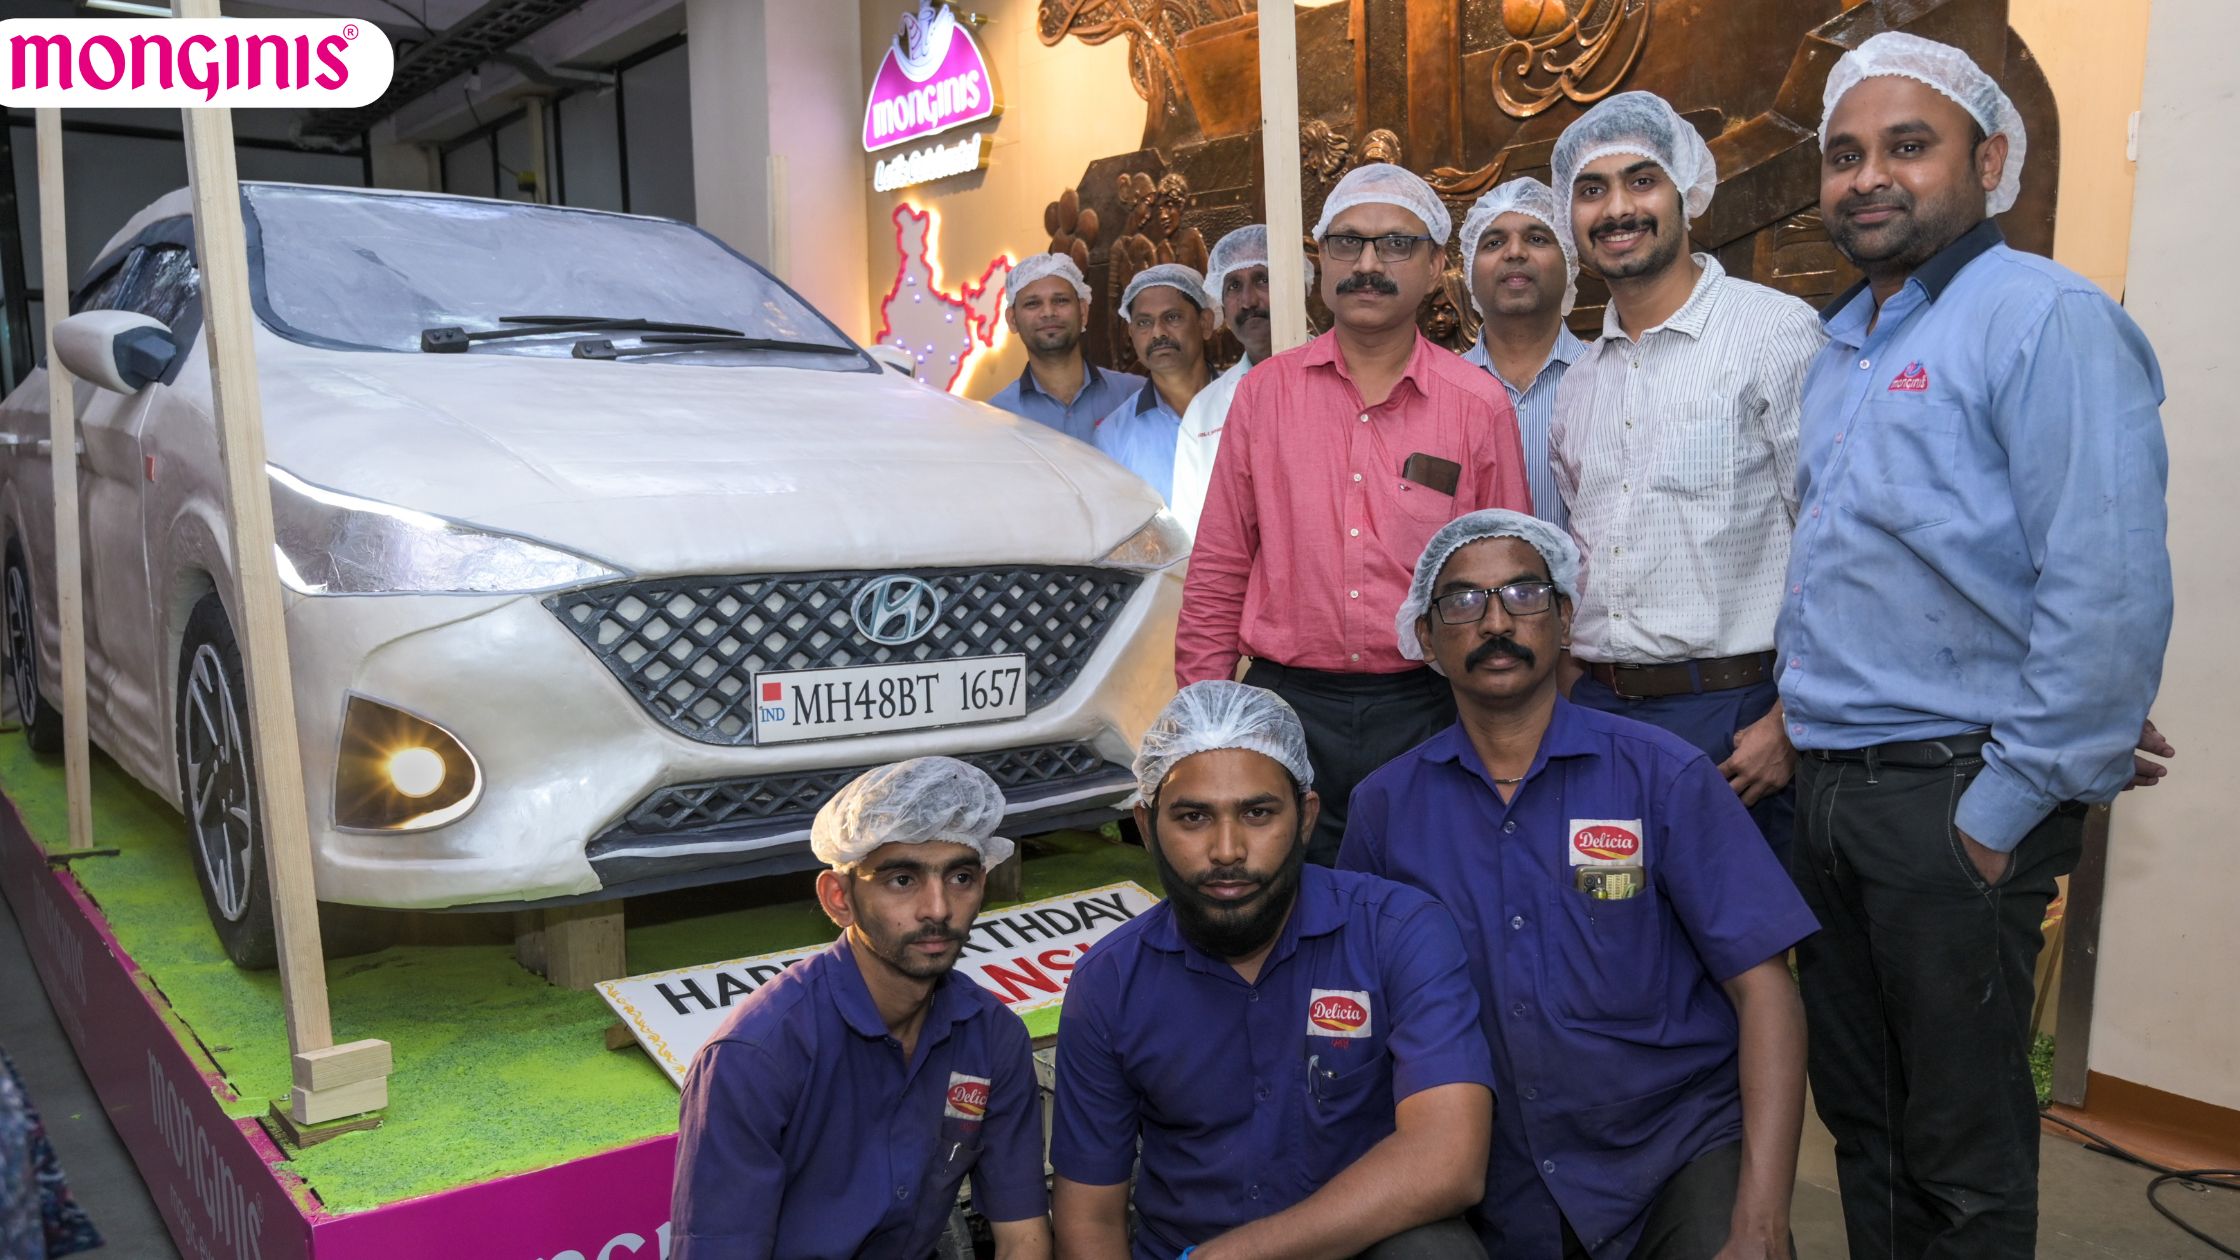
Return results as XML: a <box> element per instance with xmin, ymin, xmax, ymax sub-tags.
<box><xmin>987</xmin><ymin>252</ymin><xmax>1146</xmax><ymax>443</ymax></box>
<box><xmin>672</xmin><ymin>758</ymin><xmax>1051</xmax><ymax>1260</ymax></box>
<box><xmin>1344</xmin><ymin>511</ymin><xmax>1816</xmax><ymax>1259</ymax></box>
<box><xmin>1783</xmin><ymin>34</ymin><xmax>2171</xmax><ymax>1258</ymax></box>
<box><xmin>1547</xmin><ymin>92</ymin><xmax>1826</xmax><ymax>857</ymax></box>
<box><xmin>1169</xmin><ymin>226</ymin><xmax>1314</xmax><ymax>532</ymax></box>
<box><xmin>1181</xmin><ymin>163</ymin><xmax>1533</xmax><ymax>864</ymax></box>
<box><xmin>1095</xmin><ymin>262</ymin><xmax>1217</xmax><ymax>502</ymax></box>
<box><xmin>1458</xmin><ymin>178</ymin><xmax>1588</xmax><ymax>532</ymax></box>
<box><xmin>1053</xmin><ymin>681</ymin><xmax>1495</xmax><ymax>1259</ymax></box>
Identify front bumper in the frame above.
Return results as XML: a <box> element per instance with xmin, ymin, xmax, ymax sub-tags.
<box><xmin>283</xmin><ymin>567</ymin><xmax>1179</xmax><ymax>910</ymax></box>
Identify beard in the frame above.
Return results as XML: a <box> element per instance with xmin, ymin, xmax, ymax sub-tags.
<box><xmin>1148</xmin><ymin>814</ymin><xmax>1308</xmax><ymax>960</ymax></box>
<box><xmin>1589</xmin><ymin>214</ymin><xmax>1686</xmax><ymax>282</ymax></box>
<box><xmin>1827</xmin><ymin>183</ymin><xmax>1985</xmax><ymax>275</ymax></box>
<box><xmin>1024</xmin><ymin>324</ymin><xmax>1080</xmax><ymax>355</ymax></box>
<box><xmin>848</xmin><ymin>894</ymin><xmax>964</xmax><ymax>981</ymax></box>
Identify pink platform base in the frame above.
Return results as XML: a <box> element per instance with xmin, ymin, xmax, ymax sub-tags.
<box><xmin>0</xmin><ymin>796</ymin><xmax>681</xmax><ymax>1259</ymax></box>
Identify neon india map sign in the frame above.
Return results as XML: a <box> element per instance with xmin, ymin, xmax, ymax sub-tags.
<box><xmin>864</xmin><ymin>2</ymin><xmax>1000</xmax><ymax>191</ymax></box>
<box><xmin>599</xmin><ymin>882</ymin><xmax>1157</xmax><ymax>1086</ymax></box>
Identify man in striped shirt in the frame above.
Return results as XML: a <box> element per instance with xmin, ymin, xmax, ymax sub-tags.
<box><xmin>1180</xmin><ymin>162</ymin><xmax>1532</xmax><ymax>865</ymax></box>
<box><xmin>1547</xmin><ymin>92</ymin><xmax>1827</xmax><ymax>857</ymax></box>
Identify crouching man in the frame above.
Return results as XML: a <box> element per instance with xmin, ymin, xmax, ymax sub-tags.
<box><xmin>1052</xmin><ymin>681</ymin><xmax>1494</xmax><ymax>1259</ymax></box>
<box><xmin>671</xmin><ymin>757</ymin><xmax>1051</xmax><ymax>1259</ymax></box>
<box><xmin>1343</xmin><ymin>512</ymin><xmax>1818</xmax><ymax>1259</ymax></box>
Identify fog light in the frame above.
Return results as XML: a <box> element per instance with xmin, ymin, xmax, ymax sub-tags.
<box><xmin>334</xmin><ymin>696</ymin><xmax>481</xmax><ymax>831</ymax></box>
<box><xmin>385</xmin><ymin>747</ymin><xmax>446</xmax><ymax>798</ymax></box>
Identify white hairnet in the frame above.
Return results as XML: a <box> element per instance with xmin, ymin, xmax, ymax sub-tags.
<box><xmin>1551</xmin><ymin>91</ymin><xmax>1718</xmax><ymax>259</ymax></box>
<box><xmin>1397</xmin><ymin>510</ymin><xmax>1581</xmax><ymax>669</ymax></box>
<box><xmin>1134</xmin><ymin>681</ymin><xmax>1315</xmax><ymax>798</ymax></box>
<box><xmin>1202</xmin><ymin>225</ymin><xmax>1315</xmax><ymax>305</ymax></box>
<box><xmin>1119</xmin><ymin>263</ymin><xmax>1210</xmax><ymax>322</ymax></box>
<box><xmin>1004</xmin><ymin>253</ymin><xmax>1092</xmax><ymax>316</ymax></box>
<box><xmin>810</xmin><ymin>756</ymin><xmax>1016</xmax><ymax>871</ymax></box>
<box><xmin>1460</xmin><ymin>177</ymin><xmax>1579</xmax><ymax>317</ymax></box>
<box><xmin>1311</xmin><ymin>162</ymin><xmax>1453</xmax><ymax>246</ymax></box>
<box><xmin>1820</xmin><ymin>31</ymin><xmax>2027</xmax><ymax>217</ymax></box>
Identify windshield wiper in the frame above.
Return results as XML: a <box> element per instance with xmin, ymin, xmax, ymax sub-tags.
<box><xmin>419</xmin><ymin>315</ymin><xmax>746</xmax><ymax>354</ymax></box>
<box><xmin>570</xmin><ymin>333</ymin><xmax>863</xmax><ymax>361</ymax></box>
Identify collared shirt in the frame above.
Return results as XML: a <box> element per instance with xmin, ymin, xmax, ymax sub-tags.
<box><xmin>1340</xmin><ymin>701</ymin><xmax>1818</xmax><ymax>1260</ymax></box>
<box><xmin>1094</xmin><ymin>378</ymin><xmax>1190</xmax><ymax>501</ymax></box>
<box><xmin>1051</xmin><ymin>864</ymin><xmax>1496</xmax><ymax>1258</ymax></box>
<box><xmin>1168</xmin><ymin>356</ymin><xmax>1252</xmax><ymax>535</ymax></box>
<box><xmin>1777</xmin><ymin>221</ymin><xmax>2171</xmax><ymax>852</ymax></box>
<box><xmin>1550</xmin><ymin>255</ymin><xmax>1825</xmax><ymax>664</ymax></box>
<box><xmin>1462</xmin><ymin>324</ymin><xmax>1588</xmax><ymax>532</ymax></box>
<box><xmin>672</xmin><ymin>935</ymin><xmax>1047</xmax><ymax>1260</ymax></box>
<box><xmin>1178</xmin><ymin>330</ymin><xmax>1532</xmax><ymax>682</ymax></box>
<box><xmin>986</xmin><ymin>359</ymin><xmax>1148</xmax><ymax>444</ymax></box>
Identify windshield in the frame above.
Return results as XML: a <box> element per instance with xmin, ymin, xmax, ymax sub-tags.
<box><xmin>240</xmin><ymin>184</ymin><xmax>866</xmax><ymax>369</ymax></box>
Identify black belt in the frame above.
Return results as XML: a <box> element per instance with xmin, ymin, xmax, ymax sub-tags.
<box><xmin>1805</xmin><ymin>732</ymin><xmax>1991</xmax><ymax>769</ymax></box>
<box><xmin>1584</xmin><ymin>651</ymin><xmax>1775</xmax><ymax>700</ymax></box>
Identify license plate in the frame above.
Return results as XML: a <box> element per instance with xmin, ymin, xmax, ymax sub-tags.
<box><xmin>752</xmin><ymin>655</ymin><xmax>1028</xmax><ymax>744</ymax></box>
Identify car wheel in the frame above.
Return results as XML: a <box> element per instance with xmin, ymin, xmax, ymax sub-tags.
<box><xmin>3</xmin><ymin>542</ymin><xmax>66</xmax><ymax>755</ymax></box>
<box><xmin>176</xmin><ymin>593</ymin><xmax>278</xmax><ymax>969</ymax></box>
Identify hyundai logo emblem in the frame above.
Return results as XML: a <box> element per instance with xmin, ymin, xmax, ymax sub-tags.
<box><xmin>851</xmin><ymin>575</ymin><xmax>943</xmax><ymax>646</ymax></box>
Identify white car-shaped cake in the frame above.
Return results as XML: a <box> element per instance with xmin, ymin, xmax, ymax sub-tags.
<box><xmin>0</xmin><ymin>184</ymin><xmax>1182</xmax><ymax>966</ymax></box>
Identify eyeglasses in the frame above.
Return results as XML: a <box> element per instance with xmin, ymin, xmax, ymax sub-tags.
<box><xmin>1432</xmin><ymin>581</ymin><xmax>1559</xmax><ymax>624</ymax></box>
<box><xmin>1321</xmin><ymin>233</ymin><xmax>1436</xmax><ymax>263</ymax></box>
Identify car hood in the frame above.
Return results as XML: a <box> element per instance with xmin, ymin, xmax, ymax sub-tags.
<box><xmin>253</xmin><ymin>337</ymin><xmax>1164</xmax><ymax>574</ymax></box>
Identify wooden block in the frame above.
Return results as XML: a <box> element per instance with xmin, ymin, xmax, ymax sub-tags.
<box><xmin>266</xmin><ymin>1097</ymin><xmax>382</xmax><ymax>1149</ymax></box>
<box><xmin>985</xmin><ymin>851</ymin><xmax>1024</xmax><ymax>904</ymax></box>
<box><xmin>292</xmin><ymin>1039</ymin><xmax>392</xmax><ymax>1093</ymax></box>
<box><xmin>290</xmin><ymin>1075</ymin><xmax>387</xmax><ymax>1125</ymax></box>
<box><xmin>536</xmin><ymin>903</ymin><xmax>627</xmax><ymax>991</ymax></box>
<box><xmin>604</xmin><ymin>1022</ymin><xmax>637</xmax><ymax>1052</ymax></box>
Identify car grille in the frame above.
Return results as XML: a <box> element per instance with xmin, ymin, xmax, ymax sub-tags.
<box><xmin>586</xmin><ymin>740</ymin><xmax>1129</xmax><ymax>859</ymax></box>
<box><xmin>547</xmin><ymin>566</ymin><xmax>1142</xmax><ymax>746</ymax></box>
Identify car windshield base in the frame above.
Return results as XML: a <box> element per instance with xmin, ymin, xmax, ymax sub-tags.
<box><xmin>420</xmin><ymin>315</ymin><xmax>746</xmax><ymax>354</ymax></box>
<box><xmin>570</xmin><ymin>333</ymin><xmax>866</xmax><ymax>361</ymax></box>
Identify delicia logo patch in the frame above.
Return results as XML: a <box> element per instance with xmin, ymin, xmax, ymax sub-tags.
<box><xmin>944</xmin><ymin>1073</ymin><xmax>991</xmax><ymax>1121</ymax></box>
<box><xmin>1888</xmin><ymin>362</ymin><xmax>1929</xmax><ymax>392</ymax></box>
<box><xmin>1306</xmin><ymin>989</ymin><xmax>1372</xmax><ymax>1038</ymax></box>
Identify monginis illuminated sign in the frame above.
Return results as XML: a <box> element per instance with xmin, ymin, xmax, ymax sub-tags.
<box><xmin>862</xmin><ymin>1</ymin><xmax>999</xmax><ymax>153</ymax></box>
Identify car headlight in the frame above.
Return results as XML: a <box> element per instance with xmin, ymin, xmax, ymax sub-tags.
<box><xmin>333</xmin><ymin>695</ymin><xmax>482</xmax><ymax>831</ymax></box>
<box><xmin>269</xmin><ymin>466</ymin><xmax>624</xmax><ymax>595</ymax></box>
<box><xmin>1100</xmin><ymin>511</ymin><xmax>1190</xmax><ymax>572</ymax></box>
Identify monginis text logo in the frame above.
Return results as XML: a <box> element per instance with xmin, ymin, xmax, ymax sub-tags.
<box><xmin>0</xmin><ymin>19</ymin><xmax>393</xmax><ymax>109</ymax></box>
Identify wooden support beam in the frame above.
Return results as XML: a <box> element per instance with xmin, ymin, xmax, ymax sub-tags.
<box><xmin>985</xmin><ymin>849</ymin><xmax>1024</xmax><ymax>905</ymax></box>
<box><xmin>291</xmin><ymin>1039</ymin><xmax>392</xmax><ymax>1093</ymax></box>
<box><xmin>524</xmin><ymin>98</ymin><xmax>548</xmax><ymax>204</ymax></box>
<box><xmin>32</xmin><ymin>110</ymin><xmax>93</xmax><ymax>853</ymax></box>
<box><xmin>175</xmin><ymin>0</ymin><xmax>388</xmax><ymax>1123</ymax></box>
<box><xmin>1259</xmin><ymin>0</ymin><xmax>1310</xmax><ymax>354</ymax></box>
<box><xmin>516</xmin><ymin>903</ymin><xmax>627</xmax><ymax>991</ymax></box>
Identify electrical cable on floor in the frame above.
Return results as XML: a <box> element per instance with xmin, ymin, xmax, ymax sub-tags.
<box><xmin>2041</xmin><ymin>1110</ymin><xmax>2240</xmax><ymax>1257</ymax></box>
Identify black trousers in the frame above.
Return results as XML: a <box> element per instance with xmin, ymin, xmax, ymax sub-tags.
<box><xmin>1558</xmin><ymin>1142</ymin><xmax>1762</xmax><ymax>1259</ymax></box>
<box><xmin>1243</xmin><ymin>661</ymin><xmax>1456</xmax><ymax>866</ymax></box>
<box><xmin>1790</xmin><ymin>753</ymin><xmax>2084</xmax><ymax>1259</ymax></box>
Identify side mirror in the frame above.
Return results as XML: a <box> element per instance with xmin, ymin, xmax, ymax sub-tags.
<box><xmin>53</xmin><ymin>310</ymin><xmax>178</xmax><ymax>395</ymax></box>
<box><xmin>866</xmin><ymin>344</ymin><xmax>918</xmax><ymax>377</ymax></box>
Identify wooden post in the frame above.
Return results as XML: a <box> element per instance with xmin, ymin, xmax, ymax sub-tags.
<box><xmin>515</xmin><ymin>904</ymin><xmax>628</xmax><ymax>991</ymax></box>
<box><xmin>32</xmin><ymin>111</ymin><xmax>93</xmax><ymax>853</ymax></box>
<box><xmin>524</xmin><ymin>98</ymin><xmax>549</xmax><ymax>204</ymax></box>
<box><xmin>1258</xmin><ymin>0</ymin><xmax>1309</xmax><ymax>353</ymax></box>
<box><xmin>175</xmin><ymin>0</ymin><xmax>388</xmax><ymax>1122</ymax></box>
<box><xmin>766</xmin><ymin>153</ymin><xmax>792</xmax><ymax>283</ymax></box>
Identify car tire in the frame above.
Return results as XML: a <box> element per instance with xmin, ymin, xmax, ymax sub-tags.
<box><xmin>3</xmin><ymin>542</ymin><xmax>66</xmax><ymax>755</ymax></box>
<box><xmin>176</xmin><ymin>593</ymin><xmax>279</xmax><ymax>969</ymax></box>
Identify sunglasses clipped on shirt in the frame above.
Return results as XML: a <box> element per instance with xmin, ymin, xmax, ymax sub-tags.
<box><xmin>1321</xmin><ymin>233</ymin><xmax>1437</xmax><ymax>263</ymax></box>
<box><xmin>1433</xmin><ymin>581</ymin><xmax>1560</xmax><ymax>625</ymax></box>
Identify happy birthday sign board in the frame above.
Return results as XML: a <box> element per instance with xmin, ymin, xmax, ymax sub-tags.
<box><xmin>599</xmin><ymin>881</ymin><xmax>1159</xmax><ymax>1086</ymax></box>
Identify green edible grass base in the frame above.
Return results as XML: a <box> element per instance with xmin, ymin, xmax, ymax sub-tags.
<box><xmin>0</xmin><ymin>738</ymin><xmax>1154</xmax><ymax>1214</ymax></box>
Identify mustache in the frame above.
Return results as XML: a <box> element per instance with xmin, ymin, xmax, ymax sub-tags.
<box><xmin>906</xmin><ymin>926</ymin><xmax>959</xmax><ymax>945</ymax></box>
<box><xmin>1591</xmin><ymin>215</ymin><xmax>1658</xmax><ymax>242</ymax></box>
<box><xmin>1195</xmin><ymin>864</ymin><xmax>1269</xmax><ymax>895</ymax></box>
<box><xmin>1836</xmin><ymin>190</ymin><xmax>1913</xmax><ymax>219</ymax></box>
<box><xmin>1467</xmin><ymin>635</ymin><xmax>1537</xmax><ymax>671</ymax></box>
<box><xmin>1146</xmin><ymin>336</ymin><xmax>1182</xmax><ymax>354</ymax></box>
<box><xmin>1335</xmin><ymin>271</ymin><xmax>1401</xmax><ymax>296</ymax></box>
<box><xmin>1232</xmin><ymin>307</ymin><xmax>1269</xmax><ymax>325</ymax></box>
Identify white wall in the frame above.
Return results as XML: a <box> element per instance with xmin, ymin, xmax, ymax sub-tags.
<box><xmin>686</xmin><ymin>0</ymin><xmax>870</xmax><ymax>337</ymax></box>
<box><xmin>2088</xmin><ymin>0</ymin><xmax>2240</xmax><ymax>1113</ymax></box>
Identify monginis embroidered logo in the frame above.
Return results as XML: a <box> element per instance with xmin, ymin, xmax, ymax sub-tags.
<box><xmin>1306</xmin><ymin>988</ymin><xmax>1372</xmax><ymax>1038</ymax></box>
<box><xmin>1888</xmin><ymin>361</ymin><xmax>1930</xmax><ymax>392</ymax></box>
<box><xmin>944</xmin><ymin>1073</ymin><xmax>991</xmax><ymax>1121</ymax></box>
<box><xmin>1</xmin><ymin>19</ymin><xmax>393</xmax><ymax>109</ymax></box>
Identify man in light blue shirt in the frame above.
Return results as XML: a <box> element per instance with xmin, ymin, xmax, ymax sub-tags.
<box><xmin>1779</xmin><ymin>33</ymin><xmax>2171</xmax><ymax>1259</ymax></box>
<box><xmin>986</xmin><ymin>253</ymin><xmax>1146</xmax><ymax>444</ymax></box>
<box><xmin>1455</xmin><ymin>179</ymin><xmax>1585</xmax><ymax>532</ymax></box>
<box><xmin>1094</xmin><ymin>263</ymin><xmax>1215</xmax><ymax>502</ymax></box>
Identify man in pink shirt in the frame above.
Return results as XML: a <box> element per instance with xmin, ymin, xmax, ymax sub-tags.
<box><xmin>1180</xmin><ymin>162</ymin><xmax>1533</xmax><ymax>863</ymax></box>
